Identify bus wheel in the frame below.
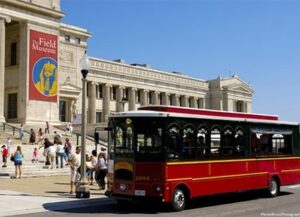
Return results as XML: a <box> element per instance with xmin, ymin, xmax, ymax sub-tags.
<box><xmin>171</xmin><ymin>188</ymin><xmax>186</xmax><ymax>211</ymax></box>
<box><xmin>268</xmin><ymin>177</ymin><xmax>280</xmax><ymax>197</ymax></box>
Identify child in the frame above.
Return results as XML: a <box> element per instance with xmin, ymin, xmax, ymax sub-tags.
<box><xmin>1</xmin><ymin>145</ymin><xmax>8</xmax><ymax>167</ymax></box>
<box><xmin>32</xmin><ymin>147</ymin><xmax>39</xmax><ymax>163</ymax></box>
<box><xmin>6</xmin><ymin>138</ymin><xmax>13</xmax><ymax>156</ymax></box>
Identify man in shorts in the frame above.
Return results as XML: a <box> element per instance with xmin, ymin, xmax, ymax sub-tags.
<box><xmin>68</xmin><ymin>146</ymin><xmax>81</xmax><ymax>194</ymax></box>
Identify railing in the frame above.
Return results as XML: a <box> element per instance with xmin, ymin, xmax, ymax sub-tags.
<box><xmin>1</xmin><ymin>122</ymin><xmax>30</xmax><ymax>137</ymax></box>
<box><xmin>74</xmin><ymin>132</ymin><xmax>107</xmax><ymax>155</ymax></box>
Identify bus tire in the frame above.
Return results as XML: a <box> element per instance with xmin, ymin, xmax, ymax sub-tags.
<box><xmin>268</xmin><ymin>177</ymin><xmax>280</xmax><ymax>197</ymax></box>
<box><xmin>171</xmin><ymin>187</ymin><xmax>186</xmax><ymax>211</ymax></box>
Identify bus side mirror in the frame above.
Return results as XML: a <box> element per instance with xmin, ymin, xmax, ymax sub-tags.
<box><xmin>94</xmin><ymin>132</ymin><xmax>99</xmax><ymax>144</ymax></box>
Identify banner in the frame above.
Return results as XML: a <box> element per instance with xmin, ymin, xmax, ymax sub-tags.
<box><xmin>29</xmin><ymin>30</ymin><xmax>58</xmax><ymax>102</ymax></box>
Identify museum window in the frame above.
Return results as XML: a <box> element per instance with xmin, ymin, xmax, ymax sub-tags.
<box><xmin>8</xmin><ymin>93</ymin><xmax>17</xmax><ymax>119</ymax></box>
<box><xmin>97</xmin><ymin>84</ymin><xmax>103</xmax><ymax>99</ymax></box>
<box><xmin>96</xmin><ymin>112</ymin><xmax>102</xmax><ymax>123</ymax></box>
<box><xmin>75</xmin><ymin>37</ymin><xmax>81</xmax><ymax>45</ymax></box>
<box><xmin>188</xmin><ymin>98</ymin><xmax>192</xmax><ymax>107</ymax></box>
<box><xmin>86</xmin><ymin>82</ymin><xmax>90</xmax><ymax>97</ymax></box>
<box><xmin>123</xmin><ymin>88</ymin><xmax>129</xmax><ymax>101</ymax></box>
<box><xmin>159</xmin><ymin>93</ymin><xmax>163</xmax><ymax>105</ymax></box>
<box><xmin>64</xmin><ymin>35</ymin><xmax>70</xmax><ymax>42</ymax></box>
<box><xmin>10</xmin><ymin>42</ymin><xmax>17</xmax><ymax>66</ymax></box>
<box><xmin>236</xmin><ymin>101</ymin><xmax>243</xmax><ymax>112</ymax></box>
<box><xmin>110</xmin><ymin>86</ymin><xmax>117</xmax><ymax>100</ymax></box>
<box><xmin>136</xmin><ymin>90</ymin><xmax>141</xmax><ymax>103</ymax></box>
<box><xmin>179</xmin><ymin>96</ymin><xmax>183</xmax><ymax>106</ymax></box>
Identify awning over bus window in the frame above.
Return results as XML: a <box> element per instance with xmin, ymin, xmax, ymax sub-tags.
<box><xmin>250</xmin><ymin>128</ymin><xmax>293</xmax><ymax>135</ymax></box>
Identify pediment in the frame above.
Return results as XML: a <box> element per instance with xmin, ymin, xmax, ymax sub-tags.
<box><xmin>230</xmin><ymin>85</ymin><xmax>252</xmax><ymax>94</ymax></box>
<box><xmin>220</xmin><ymin>76</ymin><xmax>253</xmax><ymax>94</ymax></box>
<box><xmin>59</xmin><ymin>81</ymin><xmax>81</xmax><ymax>97</ymax></box>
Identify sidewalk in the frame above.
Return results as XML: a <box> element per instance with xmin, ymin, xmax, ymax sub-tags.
<box><xmin>0</xmin><ymin>175</ymin><xmax>110</xmax><ymax>216</ymax></box>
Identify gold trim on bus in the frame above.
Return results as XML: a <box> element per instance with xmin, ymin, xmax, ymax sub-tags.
<box><xmin>166</xmin><ymin>157</ymin><xmax>300</xmax><ymax>166</ymax></box>
<box><xmin>281</xmin><ymin>168</ymin><xmax>300</xmax><ymax>173</ymax></box>
<box><xmin>166</xmin><ymin>172</ymin><xmax>268</xmax><ymax>182</ymax></box>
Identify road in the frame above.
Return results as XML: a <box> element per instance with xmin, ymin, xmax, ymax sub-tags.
<box><xmin>11</xmin><ymin>185</ymin><xmax>300</xmax><ymax>217</ymax></box>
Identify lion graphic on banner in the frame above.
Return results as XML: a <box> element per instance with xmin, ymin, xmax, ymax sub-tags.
<box><xmin>35</xmin><ymin>61</ymin><xmax>57</xmax><ymax>96</ymax></box>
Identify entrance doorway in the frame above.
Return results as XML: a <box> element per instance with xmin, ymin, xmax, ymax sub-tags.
<box><xmin>59</xmin><ymin>100</ymin><xmax>66</xmax><ymax>122</ymax></box>
<box><xmin>8</xmin><ymin>93</ymin><xmax>17</xmax><ymax>119</ymax></box>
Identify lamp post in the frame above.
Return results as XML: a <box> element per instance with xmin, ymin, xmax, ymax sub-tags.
<box><xmin>76</xmin><ymin>51</ymin><xmax>90</xmax><ymax>198</ymax></box>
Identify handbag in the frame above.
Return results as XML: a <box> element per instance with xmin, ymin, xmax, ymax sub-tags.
<box><xmin>10</xmin><ymin>155</ymin><xmax>15</xmax><ymax>162</ymax></box>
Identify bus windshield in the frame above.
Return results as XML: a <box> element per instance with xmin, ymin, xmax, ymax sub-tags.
<box><xmin>110</xmin><ymin>117</ymin><xmax>164</xmax><ymax>161</ymax></box>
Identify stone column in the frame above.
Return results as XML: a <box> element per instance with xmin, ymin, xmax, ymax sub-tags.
<box><xmin>181</xmin><ymin>96</ymin><xmax>188</xmax><ymax>107</ymax></box>
<box><xmin>19</xmin><ymin>21</ymin><xmax>28</xmax><ymax>123</ymax></box>
<box><xmin>171</xmin><ymin>94</ymin><xmax>180</xmax><ymax>106</ymax></box>
<box><xmin>102</xmin><ymin>84</ymin><xmax>111</xmax><ymax>122</ymax></box>
<box><xmin>140</xmin><ymin>90</ymin><xmax>148</xmax><ymax>106</ymax></box>
<box><xmin>199</xmin><ymin>98</ymin><xmax>205</xmax><ymax>109</ymax></box>
<box><xmin>88</xmin><ymin>82</ymin><xmax>96</xmax><ymax>124</ymax></box>
<box><xmin>191</xmin><ymin>97</ymin><xmax>197</xmax><ymax>108</ymax></box>
<box><xmin>162</xmin><ymin>93</ymin><xmax>170</xmax><ymax>105</ymax></box>
<box><xmin>0</xmin><ymin>16</ymin><xmax>10</xmax><ymax>122</ymax></box>
<box><xmin>129</xmin><ymin>88</ymin><xmax>136</xmax><ymax>111</ymax></box>
<box><xmin>152</xmin><ymin>91</ymin><xmax>159</xmax><ymax>105</ymax></box>
<box><xmin>116</xmin><ymin>86</ymin><xmax>124</xmax><ymax>112</ymax></box>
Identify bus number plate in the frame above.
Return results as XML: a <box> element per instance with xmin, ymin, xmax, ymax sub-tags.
<box><xmin>134</xmin><ymin>190</ymin><xmax>146</xmax><ymax>196</ymax></box>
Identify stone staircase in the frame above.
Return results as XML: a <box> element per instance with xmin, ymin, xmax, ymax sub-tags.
<box><xmin>0</xmin><ymin>161</ymin><xmax>70</xmax><ymax>179</ymax></box>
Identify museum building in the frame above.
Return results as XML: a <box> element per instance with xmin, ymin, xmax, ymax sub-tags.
<box><xmin>0</xmin><ymin>0</ymin><xmax>253</xmax><ymax>125</ymax></box>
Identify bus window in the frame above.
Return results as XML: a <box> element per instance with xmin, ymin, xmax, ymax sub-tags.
<box><xmin>222</xmin><ymin>128</ymin><xmax>234</xmax><ymax>157</ymax></box>
<box><xmin>210</xmin><ymin>128</ymin><xmax>221</xmax><ymax>157</ymax></box>
<box><xmin>233</xmin><ymin>128</ymin><xmax>245</xmax><ymax>156</ymax></box>
<box><xmin>115</xmin><ymin>126</ymin><xmax>134</xmax><ymax>154</ymax></box>
<box><xmin>167</xmin><ymin>125</ymin><xmax>182</xmax><ymax>159</ymax></box>
<box><xmin>273</xmin><ymin>134</ymin><xmax>292</xmax><ymax>155</ymax></box>
<box><xmin>136</xmin><ymin>128</ymin><xmax>162</xmax><ymax>155</ymax></box>
<box><xmin>126</xmin><ymin>127</ymin><xmax>133</xmax><ymax>151</ymax></box>
<box><xmin>183</xmin><ymin>125</ymin><xmax>195</xmax><ymax>159</ymax></box>
<box><xmin>197</xmin><ymin>127</ymin><xmax>208</xmax><ymax>157</ymax></box>
<box><xmin>272</xmin><ymin>134</ymin><xmax>284</xmax><ymax>154</ymax></box>
<box><xmin>115</xmin><ymin>127</ymin><xmax>123</xmax><ymax>148</ymax></box>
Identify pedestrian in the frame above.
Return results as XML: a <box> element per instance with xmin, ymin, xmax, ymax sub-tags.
<box><xmin>45</xmin><ymin>121</ymin><xmax>50</xmax><ymax>134</ymax></box>
<box><xmin>69</xmin><ymin>124</ymin><xmax>73</xmax><ymax>136</ymax></box>
<box><xmin>19</xmin><ymin>124</ymin><xmax>24</xmax><ymax>141</ymax></box>
<box><xmin>89</xmin><ymin>150</ymin><xmax>97</xmax><ymax>185</ymax></box>
<box><xmin>32</xmin><ymin>147</ymin><xmax>39</xmax><ymax>163</ymax></box>
<box><xmin>53</xmin><ymin>131</ymin><xmax>63</xmax><ymax>145</ymax></box>
<box><xmin>68</xmin><ymin>146</ymin><xmax>81</xmax><ymax>194</ymax></box>
<box><xmin>6</xmin><ymin>137</ymin><xmax>13</xmax><ymax>156</ymax></box>
<box><xmin>65</xmin><ymin>123</ymin><xmax>71</xmax><ymax>136</ymax></box>
<box><xmin>47</xmin><ymin>144</ymin><xmax>56</xmax><ymax>169</ymax></box>
<box><xmin>35</xmin><ymin>128</ymin><xmax>44</xmax><ymax>145</ymax></box>
<box><xmin>56</xmin><ymin>142</ymin><xmax>65</xmax><ymax>168</ymax></box>
<box><xmin>40</xmin><ymin>138</ymin><xmax>53</xmax><ymax>165</ymax></box>
<box><xmin>1</xmin><ymin>145</ymin><xmax>8</xmax><ymax>167</ymax></box>
<box><xmin>64</xmin><ymin>138</ymin><xmax>72</xmax><ymax>163</ymax></box>
<box><xmin>95</xmin><ymin>152</ymin><xmax>108</xmax><ymax>190</ymax></box>
<box><xmin>12</xmin><ymin>146</ymin><xmax>24</xmax><ymax>179</ymax></box>
<box><xmin>29</xmin><ymin>129</ymin><xmax>36</xmax><ymax>145</ymax></box>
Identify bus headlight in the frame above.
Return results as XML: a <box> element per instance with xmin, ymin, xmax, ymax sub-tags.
<box><xmin>155</xmin><ymin>186</ymin><xmax>162</xmax><ymax>192</ymax></box>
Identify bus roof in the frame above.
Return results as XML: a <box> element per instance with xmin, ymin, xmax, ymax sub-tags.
<box><xmin>109</xmin><ymin>106</ymin><xmax>299</xmax><ymax>126</ymax></box>
<box><xmin>138</xmin><ymin>105</ymin><xmax>278</xmax><ymax>121</ymax></box>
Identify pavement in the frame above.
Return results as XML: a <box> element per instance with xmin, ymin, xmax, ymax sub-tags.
<box><xmin>0</xmin><ymin>127</ymin><xmax>111</xmax><ymax>216</ymax></box>
<box><xmin>0</xmin><ymin>175</ymin><xmax>110</xmax><ymax>217</ymax></box>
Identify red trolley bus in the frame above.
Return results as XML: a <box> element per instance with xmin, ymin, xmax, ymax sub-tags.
<box><xmin>105</xmin><ymin>105</ymin><xmax>300</xmax><ymax>211</ymax></box>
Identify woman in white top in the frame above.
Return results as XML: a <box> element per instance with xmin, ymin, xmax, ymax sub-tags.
<box><xmin>95</xmin><ymin>152</ymin><xmax>107</xmax><ymax>190</ymax></box>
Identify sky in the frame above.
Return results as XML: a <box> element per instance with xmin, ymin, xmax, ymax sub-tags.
<box><xmin>61</xmin><ymin>0</ymin><xmax>300</xmax><ymax>122</ymax></box>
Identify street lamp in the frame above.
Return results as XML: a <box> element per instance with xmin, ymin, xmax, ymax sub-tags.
<box><xmin>76</xmin><ymin>51</ymin><xmax>90</xmax><ymax>198</ymax></box>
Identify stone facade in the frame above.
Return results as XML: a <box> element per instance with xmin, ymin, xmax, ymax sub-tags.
<box><xmin>0</xmin><ymin>0</ymin><xmax>253</xmax><ymax>125</ymax></box>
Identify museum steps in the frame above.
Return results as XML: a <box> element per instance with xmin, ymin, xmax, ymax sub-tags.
<box><xmin>0</xmin><ymin>162</ymin><xmax>70</xmax><ymax>179</ymax></box>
